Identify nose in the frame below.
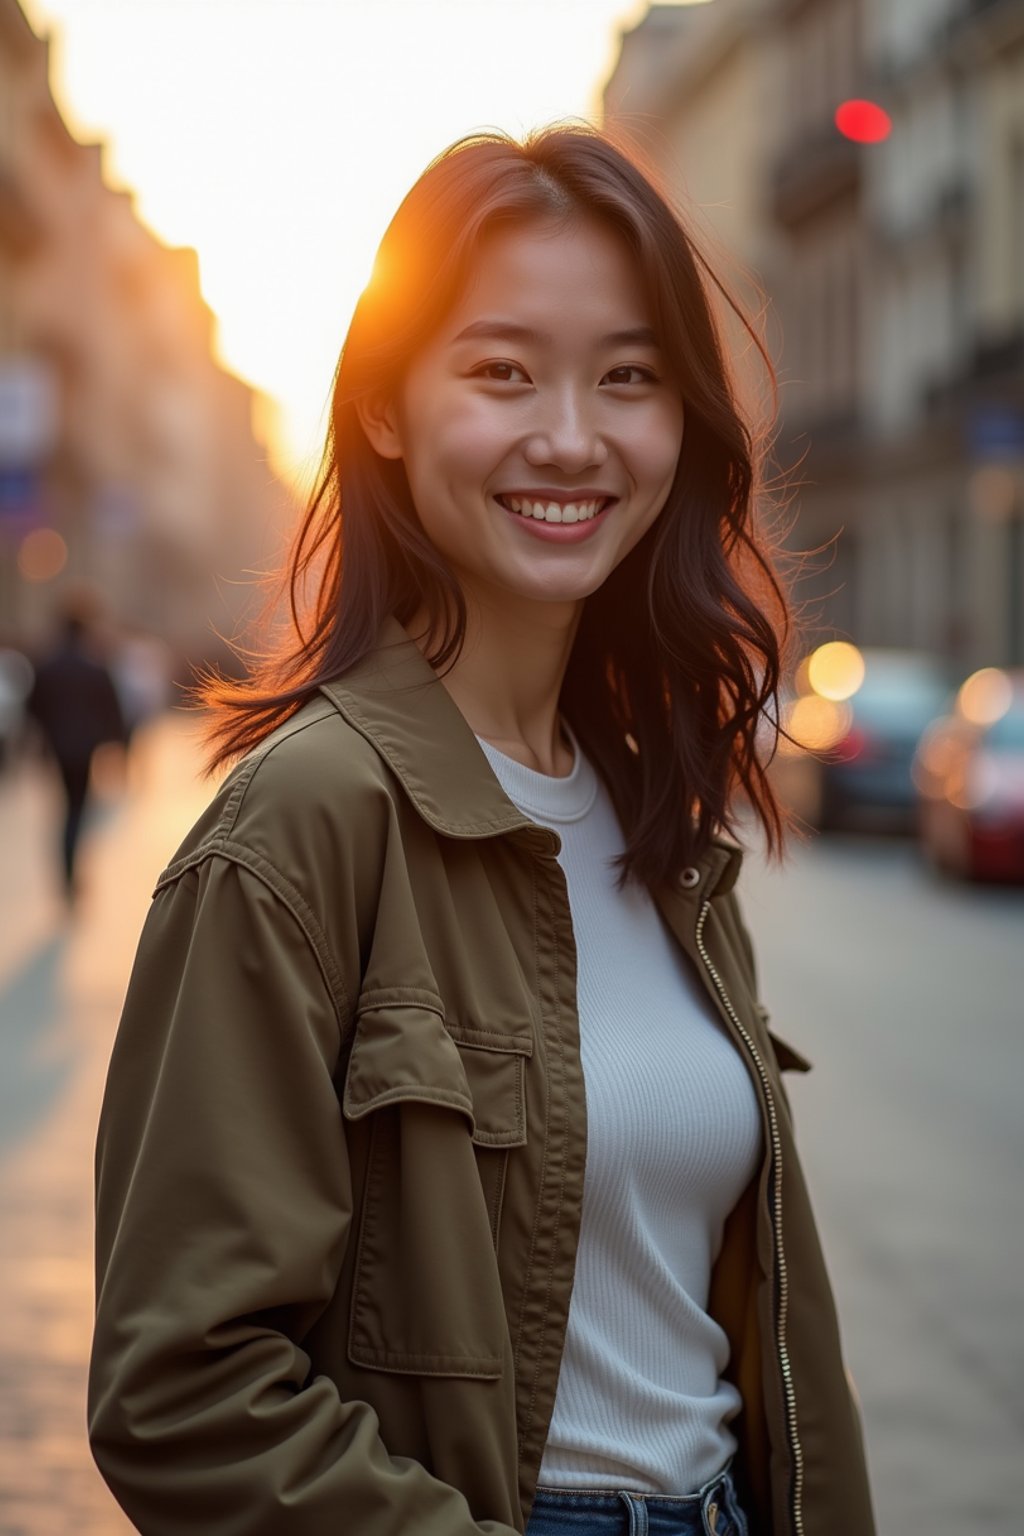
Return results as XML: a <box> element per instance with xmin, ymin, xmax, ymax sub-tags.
<box><xmin>522</xmin><ymin>386</ymin><xmax>608</xmax><ymax>473</ymax></box>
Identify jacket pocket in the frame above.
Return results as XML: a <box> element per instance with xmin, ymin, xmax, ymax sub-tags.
<box><xmin>342</xmin><ymin>1001</ymin><xmax>526</xmax><ymax>1377</ymax></box>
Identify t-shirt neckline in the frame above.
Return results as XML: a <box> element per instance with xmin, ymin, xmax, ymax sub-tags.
<box><xmin>474</xmin><ymin>720</ymin><xmax>599</xmax><ymax>823</ymax></box>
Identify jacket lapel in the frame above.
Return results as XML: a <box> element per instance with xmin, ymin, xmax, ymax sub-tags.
<box><xmin>318</xmin><ymin>617</ymin><xmax>541</xmax><ymax>842</ymax></box>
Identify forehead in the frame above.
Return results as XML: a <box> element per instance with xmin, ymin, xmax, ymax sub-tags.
<box><xmin>441</xmin><ymin>214</ymin><xmax>655</xmax><ymax>340</ymax></box>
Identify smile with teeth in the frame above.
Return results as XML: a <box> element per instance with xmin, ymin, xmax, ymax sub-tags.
<box><xmin>496</xmin><ymin>495</ymin><xmax>610</xmax><ymax>525</ymax></box>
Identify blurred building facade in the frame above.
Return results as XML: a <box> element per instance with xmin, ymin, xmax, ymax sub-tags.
<box><xmin>605</xmin><ymin>0</ymin><xmax>1024</xmax><ymax>673</ymax></box>
<box><xmin>0</xmin><ymin>0</ymin><xmax>294</xmax><ymax>665</ymax></box>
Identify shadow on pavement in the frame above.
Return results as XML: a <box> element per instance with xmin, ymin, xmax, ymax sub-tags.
<box><xmin>0</xmin><ymin>934</ymin><xmax>79</xmax><ymax>1158</ymax></box>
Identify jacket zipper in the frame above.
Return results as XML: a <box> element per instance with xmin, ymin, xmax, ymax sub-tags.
<box><xmin>695</xmin><ymin>899</ymin><xmax>804</xmax><ymax>1536</ymax></box>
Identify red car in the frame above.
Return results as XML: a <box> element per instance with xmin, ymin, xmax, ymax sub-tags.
<box><xmin>914</xmin><ymin>669</ymin><xmax>1024</xmax><ymax>882</ymax></box>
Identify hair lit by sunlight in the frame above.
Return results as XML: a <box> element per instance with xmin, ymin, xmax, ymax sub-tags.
<box><xmin>24</xmin><ymin>0</ymin><xmax>685</xmax><ymax>487</ymax></box>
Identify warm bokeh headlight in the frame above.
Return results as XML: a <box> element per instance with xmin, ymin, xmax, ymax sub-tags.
<box><xmin>783</xmin><ymin>694</ymin><xmax>853</xmax><ymax>754</ymax></box>
<box><xmin>912</xmin><ymin>721</ymin><xmax>964</xmax><ymax>799</ymax></box>
<box><xmin>806</xmin><ymin>641</ymin><xmax>865</xmax><ymax>702</ymax></box>
<box><xmin>957</xmin><ymin>667</ymin><xmax>1012</xmax><ymax>727</ymax></box>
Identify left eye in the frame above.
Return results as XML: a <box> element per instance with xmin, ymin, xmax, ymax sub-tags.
<box><xmin>603</xmin><ymin>365</ymin><xmax>656</xmax><ymax>385</ymax></box>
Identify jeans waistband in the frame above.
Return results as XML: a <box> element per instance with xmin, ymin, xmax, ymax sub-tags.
<box><xmin>527</xmin><ymin>1464</ymin><xmax>747</xmax><ymax>1536</ymax></box>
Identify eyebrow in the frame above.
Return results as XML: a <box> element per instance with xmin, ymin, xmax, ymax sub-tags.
<box><xmin>450</xmin><ymin>319</ymin><xmax>660</xmax><ymax>349</ymax></box>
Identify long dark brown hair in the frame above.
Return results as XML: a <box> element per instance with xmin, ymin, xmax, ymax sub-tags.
<box><xmin>200</xmin><ymin>125</ymin><xmax>793</xmax><ymax>887</ymax></box>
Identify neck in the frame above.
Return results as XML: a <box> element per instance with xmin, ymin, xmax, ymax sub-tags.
<box><xmin>408</xmin><ymin>591</ymin><xmax>581</xmax><ymax>776</ymax></box>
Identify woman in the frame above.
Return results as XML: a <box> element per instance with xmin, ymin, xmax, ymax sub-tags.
<box><xmin>88</xmin><ymin>128</ymin><xmax>874</xmax><ymax>1536</ymax></box>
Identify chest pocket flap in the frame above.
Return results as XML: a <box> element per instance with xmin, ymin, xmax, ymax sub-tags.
<box><xmin>342</xmin><ymin>995</ymin><xmax>526</xmax><ymax>1376</ymax></box>
<box><xmin>343</xmin><ymin>996</ymin><xmax>528</xmax><ymax>1147</ymax></box>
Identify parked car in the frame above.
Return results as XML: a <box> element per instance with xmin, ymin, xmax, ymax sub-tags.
<box><xmin>777</xmin><ymin>644</ymin><xmax>952</xmax><ymax>831</ymax></box>
<box><xmin>913</xmin><ymin>668</ymin><xmax>1024</xmax><ymax>882</ymax></box>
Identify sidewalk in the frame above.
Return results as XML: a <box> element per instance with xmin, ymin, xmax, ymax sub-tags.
<box><xmin>0</xmin><ymin>716</ymin><xmax>215</xmax><ymax>1536</ymax></box>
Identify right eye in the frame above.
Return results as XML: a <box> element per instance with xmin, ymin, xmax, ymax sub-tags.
<box><xmin>472</xmin><ymin>361</ymin><xmax>529</xmax><ymax>383</ymax></box>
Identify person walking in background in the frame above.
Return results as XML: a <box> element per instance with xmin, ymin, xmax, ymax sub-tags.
<box><xmin>27</xmin><ymin>593</ymin><xmax>126</xmax><ymax>897</ymax></box>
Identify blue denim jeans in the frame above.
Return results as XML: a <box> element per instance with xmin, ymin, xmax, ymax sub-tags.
<box><xmin>525</xmin><ymin>1465</ymin><xmax>749</xmax><ymax>1536</ymax></box>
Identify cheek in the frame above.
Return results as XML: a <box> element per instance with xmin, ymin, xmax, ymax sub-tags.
<box><xmin>404</xmin><ymin>396</ymin><xmax>506</xmax><ymax>494</ymax></box>
<box><xmin>617</xmin><ymin>401</ymin><xmax>684</xmax><ymax>500</ymax></box>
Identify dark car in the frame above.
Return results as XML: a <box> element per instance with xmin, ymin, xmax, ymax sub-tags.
<box><xmin>778</xmin><ymin>645</ymin><xmax>952</xmax><ymax>831</ymax></box>
<box><xmin>914</xmin><ymin>668</ymin><xmax>1024</xmax><ymax>882</ymax></box>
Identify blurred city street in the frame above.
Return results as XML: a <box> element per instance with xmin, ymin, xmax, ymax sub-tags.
<box><xmin>0</xmin><ymin>714</ymin><xmax>1022</xmax><ymax>1535</ymax></box>
<box><xmin>740</xmin><ymin>828</ymin><xmax>1024</xmax><ymax>1535</ymax></box>
<box><xmin>0</xmin><ymin>715</ymin><xmax>210</xmax><ymax>1536</ymax></box>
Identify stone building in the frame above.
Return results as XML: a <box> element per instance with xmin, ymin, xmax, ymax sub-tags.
<box><xmin>0</xmin><ymin>0</ymin><xmax>293</xmax><ymax>664</ymax></box>
<box><xmin>604</xmin><ymin>0</ymin><xmax>1024</xmax><ymax>671</ymax></box>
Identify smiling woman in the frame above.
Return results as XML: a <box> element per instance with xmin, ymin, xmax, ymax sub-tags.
<box><xmin>89</xmin><ymin>126</ymin><xmax>876</xmax><ymax>1536</ymax></box>
<box><xmin>198</xmin><ymin>128</ymin><xmax>790</xmax><ymax>881</ymax></box>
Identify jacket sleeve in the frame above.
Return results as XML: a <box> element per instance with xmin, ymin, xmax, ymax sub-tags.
<box><xmin>89</xmin><ymin>852</ymin><xmax>518</xmax><ymax>1536</ymax></box>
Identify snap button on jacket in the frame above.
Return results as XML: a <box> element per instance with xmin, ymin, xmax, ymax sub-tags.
<box><xmin>88</xmin><ymin>619</ymin><xmax>876</xmax><ymax>1536</ymax></box>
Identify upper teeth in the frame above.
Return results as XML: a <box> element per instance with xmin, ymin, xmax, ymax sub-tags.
<box><xmin>501</xmin><ymin>496</ymin><xmax>605</xmax><ymax>524</ymax></box>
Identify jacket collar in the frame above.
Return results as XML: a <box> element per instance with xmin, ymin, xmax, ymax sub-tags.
<box><xmin>319</xmin><ymin>617</ymin><xmax>542</xmax><ymax>844</ymax></box>
<box><xmin>318</xmin><ymin>616</ymin><xmax>743</xmax><ymax>893</ymax></box>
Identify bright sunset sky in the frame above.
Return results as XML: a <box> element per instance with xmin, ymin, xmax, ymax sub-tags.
<box><xmin>22</xmin><ymin>0</ymin><xmax>698</xmax><ymax>487</ymax></box>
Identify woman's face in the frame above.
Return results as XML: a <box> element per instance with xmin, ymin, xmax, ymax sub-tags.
<box><xmin>360</xmin><ymin>214</ymin><xmax>684</xmax><ymax>617</ymax></box>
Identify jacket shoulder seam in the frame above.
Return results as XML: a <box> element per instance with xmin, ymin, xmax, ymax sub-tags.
<box><xmin>154</xmin><ymin>838</ymin><xmax>351</xmax><ymax>1026</ymax></box>
<box><xmin>213</xmin><ymin>700</ymin><xmax>340</xmax><ymax>841</ymax></box>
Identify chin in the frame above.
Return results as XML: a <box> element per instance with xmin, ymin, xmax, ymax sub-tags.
<box><xmin>507</xmin><ymin>579</ymin><xmax>606</xmax><ymax>608</ymax></box>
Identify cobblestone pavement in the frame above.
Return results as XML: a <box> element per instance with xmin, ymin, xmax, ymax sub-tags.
<box><xmin>0</xmin><ymin>717</ymin><xmax>214</xmax><ymax>1535</ymax></box>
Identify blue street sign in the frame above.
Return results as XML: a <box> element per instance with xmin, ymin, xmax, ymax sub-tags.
<box><xmin>0</xmin><ymin>467</ymin><xmax>39</xmax><ymax>520</ymax></box>
<box><xmin>968</xmin><ymin>407</ymin><xmax>1024</xmax><ymax>459</ymax></box>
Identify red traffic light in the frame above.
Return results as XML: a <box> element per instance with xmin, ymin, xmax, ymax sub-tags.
<box><xmin>834</xmin><ymin>99</ymin><xmax>892</xmax><ymax>144</ymax></box>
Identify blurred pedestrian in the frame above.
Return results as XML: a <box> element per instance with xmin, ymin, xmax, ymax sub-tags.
<box><xmin>89</xmin><ymin>128</ymin><xmax>875</xmax><ymax>1536</ymax></box>
<box><xmin>27</xmin><ymin>595</ymin><xmax>126</xmax><ymax>896</ymax></box>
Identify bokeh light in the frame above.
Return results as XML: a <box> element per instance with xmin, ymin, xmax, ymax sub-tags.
<box><xmin>17</xmin><ymin>528</ymin><xmax>68</xmax><ymax>583</ymax></box>
<box><xmin>806</xmin><ymin>641</ymin><xmax>866</xmax><ymax>702</ymax></box>
<box><xmin>835</xmin><ymin>99</ymin><xmax>892</xmax><ymax>144</ymax></box>
<box><xmin>957</xmin><ymin>667</ymin><xmax>1013</xmax><ymax>726</ymax></box>
<box><xmin>912</xmin><ymin>720</ymin><xmax>963</xmax><ymax>798</ymax></box>
<box><xmin>784</xmin><ymin>694</ymin><xmax>852</xmax><ymax>754</ymax></box>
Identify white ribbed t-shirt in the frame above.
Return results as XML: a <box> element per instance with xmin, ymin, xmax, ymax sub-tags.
<box><xmin>475</xmin><ymin>728</ymin><xmax>762</xmax><ymax>1495</ymax></box>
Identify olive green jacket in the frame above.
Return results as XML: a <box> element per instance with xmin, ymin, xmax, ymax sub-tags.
<box><xmin>89</xmin><ymin>619</ymin><xmax>875</xmax><ymax>1536</ymax></box>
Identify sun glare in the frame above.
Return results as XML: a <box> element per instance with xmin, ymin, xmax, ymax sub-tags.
<box><xmin>23</xmin><ymin>0</ymin><xmax>665</xmax><ymax>486</ymax></box>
